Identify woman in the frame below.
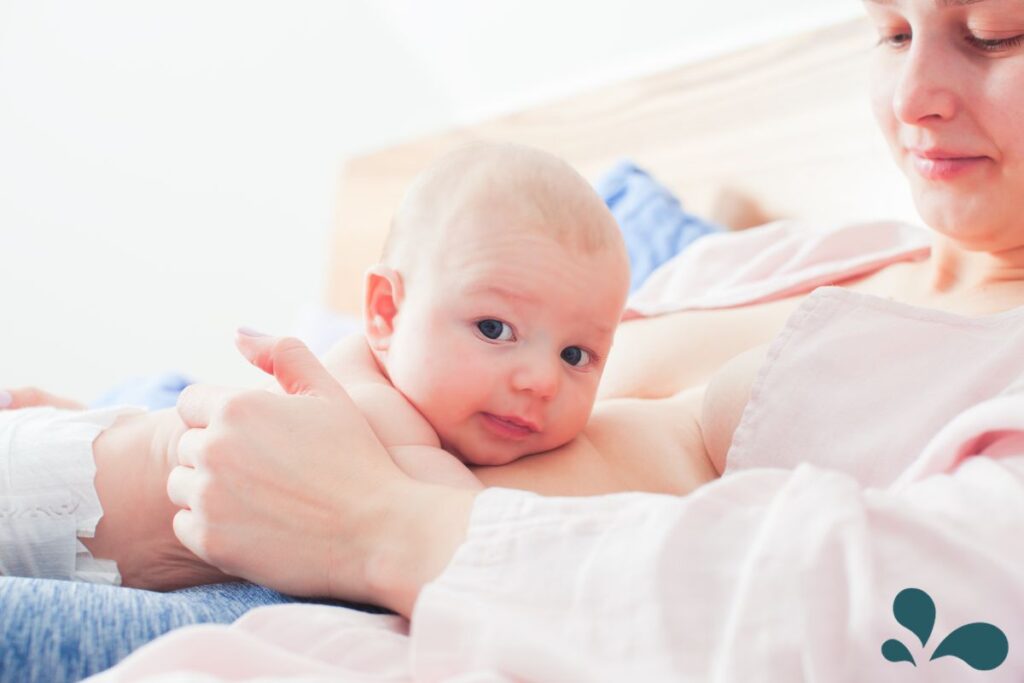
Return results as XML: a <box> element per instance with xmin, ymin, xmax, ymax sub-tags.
<box><xmin>9</xmin><ymin>0</ymin><xmax>1024</xmax><ymax>679</ymax></box>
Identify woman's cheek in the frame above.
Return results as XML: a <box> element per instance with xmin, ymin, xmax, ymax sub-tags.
<box><xmin>986</xmin><ymin>70</ymin><xmax>1024</xmax><ymax>161</ymax></box>
<box><xmin>868</xmin><ymin>57</ymin><xmax>900</xmax><ymax>148</ymax></box>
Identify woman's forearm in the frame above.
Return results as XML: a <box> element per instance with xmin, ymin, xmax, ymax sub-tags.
<box><xmin>363</xmin><ymin>480</ymin><xmax>477</xmax><ymax>616</ymax></box>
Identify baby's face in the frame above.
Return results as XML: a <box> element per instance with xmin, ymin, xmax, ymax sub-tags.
<box><xmin>383</xmin><ymin>214</ymin><xmax>629</xmax><ymax>466</ymax></box>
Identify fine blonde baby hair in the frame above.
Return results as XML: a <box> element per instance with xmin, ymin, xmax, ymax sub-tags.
<box><xmin>381</xmin><ymin>142</ymin><xmax>622</xmax><ymax>274</ymax></box>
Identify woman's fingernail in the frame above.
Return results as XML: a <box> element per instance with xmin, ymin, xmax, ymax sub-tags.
<box><xmin>237</xmin><ymin>326</ymin><xmax>270</xmax><ymax>337</ymax></box>
<box><xmin>0</xmin><ymin>390</ymin><xmax>12</xmax><ymax>408</ymax></box>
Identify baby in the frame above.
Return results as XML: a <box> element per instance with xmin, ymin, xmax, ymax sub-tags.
<box><xmin>0</xmin><ymin>142</ymin><xmax>631</xmax><ymax>589</ymax></box>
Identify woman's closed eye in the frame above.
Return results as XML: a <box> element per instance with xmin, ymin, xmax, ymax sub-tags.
<box><xmin>476</xmin><ymin>319</ymin><xmax>514</xmax><ymax>342</ymax></box>
<box><xmin>875</xmin><ymin>29</ymin><xmax>1024</xmax><ymax>54</ymax></box>
<box><xmin>965</xmin><ymin>33</ymin><xmax>1024</xmax><ymax>52</ymax></box>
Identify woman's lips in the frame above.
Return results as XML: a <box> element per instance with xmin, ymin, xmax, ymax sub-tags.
<box><xmin>480</xmin><ymin>413</ymin><xmax>537</xmax><ymax>440</ymax></box>
<box><xmin>910</xmin><ymin>153</ymin><xmax>989</xmax><ymax>181</ymax></box>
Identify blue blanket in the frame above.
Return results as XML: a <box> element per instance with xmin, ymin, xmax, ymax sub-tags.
<box><xmin>594</xmin><ymin>160</ymin><xmax>721</xmax><ymax>292</ymax></box>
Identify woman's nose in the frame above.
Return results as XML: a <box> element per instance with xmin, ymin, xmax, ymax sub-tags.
<box><xmin>891</xmin><ymin>38</ymin><xmax>959</xmax><ymax>125</ymax></box>
<box><xmin>510</xmin><ymin>357</ymin><xmax>560</xmax><ymax>400</ymax></box>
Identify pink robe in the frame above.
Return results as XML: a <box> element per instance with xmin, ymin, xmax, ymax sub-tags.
<box><xmin>91</xmin><ymin>220</ymin><xmax>1024</xmax><ymax>682</ymax></box>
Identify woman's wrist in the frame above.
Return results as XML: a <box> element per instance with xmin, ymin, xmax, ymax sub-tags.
<box><xmin>359</xmin><ymin>479</ymin><xmax>478</xmax><ymax>616</ymax></box>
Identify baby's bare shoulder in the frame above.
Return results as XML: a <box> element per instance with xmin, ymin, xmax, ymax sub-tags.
<box><xmin>321</xmin><ymin>334</ymin><xmax>440</xmax><ymax>449</ymax></box>
<box><xmin>321</xmin><ymin>334</ymin><xmax>388</xmax><ymax>384</ymax></box>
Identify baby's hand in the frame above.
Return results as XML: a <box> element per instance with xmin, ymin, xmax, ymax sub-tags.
<box><xmin>0</xmin><ymin>386</ymin><xmax>86</xmax><ymax>410</ymax></box>
<box><xmin>86</xmin><ymin>408</ymin><xmax>233</xmax><ymax>590</ymax></box>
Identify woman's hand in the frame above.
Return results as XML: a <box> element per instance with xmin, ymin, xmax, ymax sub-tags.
<box><xmin>0</xmin><ymin>386</ymin><xmax>85</xmax><ymax>410</ymax></box>
<box><xmin>167</xmin><ymin>334</ymin><xmax>476</xmax><ymax>615</ymax></box>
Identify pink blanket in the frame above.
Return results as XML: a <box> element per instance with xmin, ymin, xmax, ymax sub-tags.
<box><xmin>91</xmin><ymin>220</ymin><xmax>1024</xmax><ymax>682</ymax></box>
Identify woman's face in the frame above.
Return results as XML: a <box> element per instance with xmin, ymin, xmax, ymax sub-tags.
<box><xmin>867</xmin><ymin>0</ymin><xmax>1024</xmax><ymax>251</ymax></box>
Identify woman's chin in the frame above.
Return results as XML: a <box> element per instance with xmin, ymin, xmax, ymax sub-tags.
<box><xmin>911</xmin><ymin>189</ymin><xmax>1008</xmax><ymax>241</ymax></box>
<box><xmin>915</xmin><ymin>211</ymin><xmax>1018</xmax><ymax>255</ymax></box>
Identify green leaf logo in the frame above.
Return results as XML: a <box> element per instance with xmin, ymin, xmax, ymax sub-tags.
<box><xmin>881</xmin><ymin>639</ymin><xmax>916</xmax><ymax>667</ymax></box>
<box><xmin>893</xmin><ymin>587</ymin><xmax>935</xmax><ymax>648</ymax></box>
<box><xmin>881</xmin><ymin>588</ymin><xmax>1009</xmax><ymax>671</ymax></box>
<box><xmin>931</xmin><ymin>623</ymin><xmax>1009</xmax><ymax>671</ymax></box>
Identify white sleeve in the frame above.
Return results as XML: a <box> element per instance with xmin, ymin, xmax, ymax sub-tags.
<box><xmin>411</xmin><ymin>453</ymin><xmax>1024</xmax><ymax>682</ymax></box>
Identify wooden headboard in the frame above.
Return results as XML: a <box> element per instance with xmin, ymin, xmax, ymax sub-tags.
<box><xmin>325</xmin><ymin>17</ymin><xmax>918</xmax><ymax>316</ymax></box>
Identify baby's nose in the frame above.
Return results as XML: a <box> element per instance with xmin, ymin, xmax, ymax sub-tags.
<box><xmin>510</xmin><ymin>358</ymin><xmax>560</xmax><ymax>400</ymax></box>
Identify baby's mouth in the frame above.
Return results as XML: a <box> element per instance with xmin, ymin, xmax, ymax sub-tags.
<box><xmin>479</xmin><ymin>412</ymin><xmax>538</xmax><ymax>440</ymax></box>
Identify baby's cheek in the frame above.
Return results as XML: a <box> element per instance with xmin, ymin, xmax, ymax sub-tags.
<box><xmin>544</xmin><ymin>386</ymin><xmax>595</xmax><ymax>447</ymax></box>
<box><xmin>408</xmin><ymin>357</ymin><xmax>486</xmax><ymax>429</ymax></box>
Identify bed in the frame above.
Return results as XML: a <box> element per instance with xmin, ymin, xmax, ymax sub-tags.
<box><xmin>322</xmin><ymin>17</ymin><xmax>918</xmax><ymax>318</ymax></box>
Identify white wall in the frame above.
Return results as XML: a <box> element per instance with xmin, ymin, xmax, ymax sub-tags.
<box><xmin>0</xmin><ymin>0</ymin><xmax>862</xmax><ymax>400</ymax></box>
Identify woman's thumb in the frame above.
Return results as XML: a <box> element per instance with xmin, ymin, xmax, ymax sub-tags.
<box><xmin>235</xmin><ymin>329</ymin><xmax>340</xmax><ymax>398</ymax></box>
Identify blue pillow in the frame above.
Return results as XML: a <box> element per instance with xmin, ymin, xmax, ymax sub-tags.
<box><xmin>90</xmin><ymin>372</ymin><xmax>193</xmax><ymax>410</ymax></box>
<box><xmin>595</xmin><ymin>160</ymin><xmax>722</xmax><ymax>292</ymax></box>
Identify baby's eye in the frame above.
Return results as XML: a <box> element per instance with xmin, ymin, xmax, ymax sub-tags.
<box><xmin>561</xmin><ymin>346</ymin><xmax>591</xmax><ymax>367</ymax></box>
<box><xmin>477</xmin><ymin>319</ymin><xmax>514</xmax><ymax>341</ymax></box>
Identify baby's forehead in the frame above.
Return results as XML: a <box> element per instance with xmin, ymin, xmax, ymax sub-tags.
<box><xmin>435</xmin><ymin>224</ymin><xmax>599</xmax><ymax>277</ymax></box>
<box><xmin>436</xmin><ymin>245</ymin><xmax>625</xmax><ymax>317</ymax></box>
<box><xmin>428</xmin><ymin>209</ymin><xmax>628</xmax><ymax>300</ymax></box>
<box><xmin>454</xmin><ymin>277</ymin><xmax>620</xmax><ymax>339</ymax></box>
<box><xmin>441</xmin><ymin>186</ymin><xmax>617</xmax><ymax>260</ymax></box>
<box><xmin>388</xmin><ymin>145</ymin><xmax>628</xmax><ymax>295</ymax></box>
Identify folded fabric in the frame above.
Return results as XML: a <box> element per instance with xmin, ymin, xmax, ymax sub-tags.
<box><xmin>726</xmin><ymin>285</ymin><xmax>1024</xmax><ymax>487</ymax></box>
<box><xmin>0</xmin><ymin>406</ymin><xmax>133</xmax><ymax>585</ymax></box>
<box><xmin>626</xmin><ymin>218</ymin><xmax>932</xmax><ymax>317</ymax></box>
<box><xmin>594</xmin><ymin>160</ymin><xmax>722</xmax><ymax>293</ymax></box>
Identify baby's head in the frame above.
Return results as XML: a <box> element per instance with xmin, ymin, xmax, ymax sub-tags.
<box><xmin>364</xmin><ymin>143</ymin><xmax>630</xmax><ymax>466</ymax></box>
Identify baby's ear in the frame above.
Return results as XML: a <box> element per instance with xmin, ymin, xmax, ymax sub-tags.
<box><xmin>363</xmin><ymin>265</ymin><xmax>404</xmax><ymax>352</ymax></box>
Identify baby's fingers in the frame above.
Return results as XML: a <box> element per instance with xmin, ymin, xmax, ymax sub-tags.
<box><xmin>0</xmin><ymin>386</ymin><xmax>86</xmax><ymax>410</ymax></box>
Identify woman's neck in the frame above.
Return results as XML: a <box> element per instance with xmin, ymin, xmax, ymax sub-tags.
<box><xmin>926</xmin><ymin>235</ymin><xmax>1024</xmax><ymax>296</ymax></box>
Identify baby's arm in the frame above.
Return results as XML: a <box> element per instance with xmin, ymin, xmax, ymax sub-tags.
<box><xmin>319</xmin><ymin>335</ymin><xmax>481</xmax><ymax>489</ymax></box>
<box><xmin>472</xmin><ymin>345</ymin><xmax>766</xmax><ymax>496</ymax></box>
<box><xmin>473</xmin><ymin>386</ymin><xmax>718</xmax><ymax>496</ymax></box>
<box><xmin>318</xmin><ymin>334</ymin><xmax>749</xmax><ymax>497</ymax></box>
<box><xmin>387</xmin><ymin>446</ymin><xmax>483</xmax><ymax>489</ymax></box>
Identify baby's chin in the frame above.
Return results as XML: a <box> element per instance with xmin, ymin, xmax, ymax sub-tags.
<box><xmin>443</xmin><ymin>433</ymin><xmax>573</xmax><ymax>468</ymax></box>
